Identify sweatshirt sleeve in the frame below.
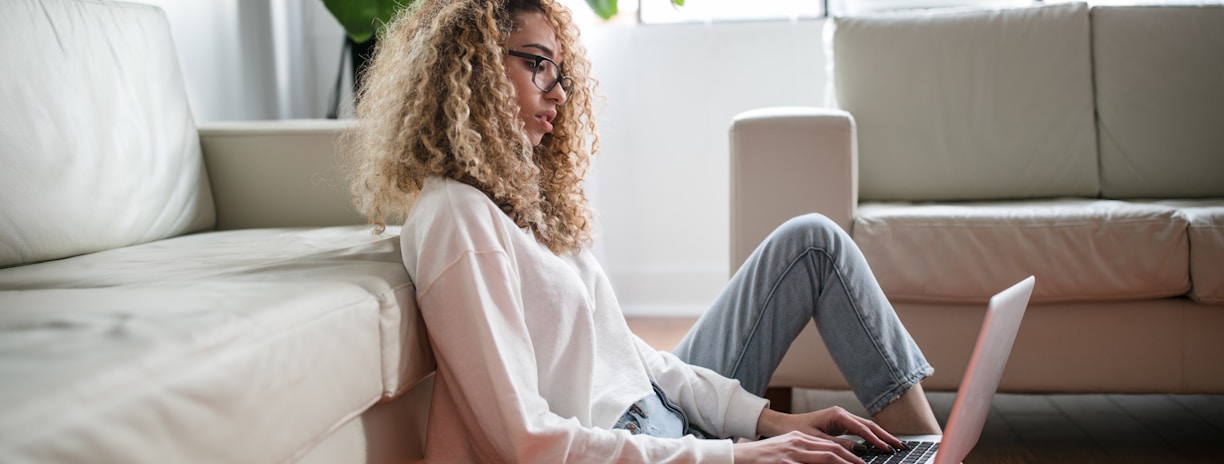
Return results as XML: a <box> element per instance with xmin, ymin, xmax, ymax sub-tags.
<box><xmin>407</xmin><ymin>206</ymin><xmax>736</xmax><ymax>462</ymax></box>
<box><xmin>633</xmin><ymin>335</ymin><xmax>769</xmax><ymax>440</ymax></box>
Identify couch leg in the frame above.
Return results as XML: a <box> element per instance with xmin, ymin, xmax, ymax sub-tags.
<box><xmin>765</xmin><ymin>386</ymin><xmax>793</xmax><ymax>413</ymax></box>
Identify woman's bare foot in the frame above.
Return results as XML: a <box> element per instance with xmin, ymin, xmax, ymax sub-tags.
<box><xmin>871</xmin><ymin>383</ymin><xmax>942</xmax><ymax>435</ymax></box>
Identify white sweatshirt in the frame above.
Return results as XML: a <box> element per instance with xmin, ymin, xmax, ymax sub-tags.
<box><xmin>398</xmin><ymin>177</ymin><xmax>768</xmax><ymax>463</ymax></box>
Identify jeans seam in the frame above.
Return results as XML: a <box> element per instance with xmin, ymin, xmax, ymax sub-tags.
<box><xmin>652</xmin><ymin>382</ymin><xmax>691</xmax><ymax>434</ymax></box>
<box><xmin>727</xmin><ymin>248</ymin><xmax>812</xmax><ymax>383</ymax></box>
<box><xmin>822</xmin><ymin>247</ymin><xmax>929</xmax><ymax>415</ymax></box>
<box><xmin>824</xmin><ymin>248</ymin><xmax>907</xmax><ymax>387</ymax></box>
<box><xmin>733</xmin><ymin>242</ymin><xmax>913</xmax><ymax>415</ymax></box>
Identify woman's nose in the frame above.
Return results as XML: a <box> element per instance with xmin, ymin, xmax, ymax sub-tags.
<box><xmin>545</xmin><ymin>82</ymin><xmax>567</xmax><ymax>105</ymax></box>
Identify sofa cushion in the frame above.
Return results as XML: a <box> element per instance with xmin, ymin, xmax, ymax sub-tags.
<box><xmin>0</xmin><ymin>0</ymin><xmax>215</xmax><ymax>268</ymax></box>
<box><xmin>0</xmin><ymin>227</ymin><xmax>433</xmax><ymax>462</ymax></box>
<box><xmin>833</xmin><ymin>2</ymin><xmax>1099</xmax><ymax>202</ymax></box>
<box><xmin>1093</xmin><ymin>5</ymin><xmax>1224</xmax><ymax>198</ymax></box>
<box><xmin>0</xmin><ymin>283</ymin><xmax>380</xmax><ymax>463</ymax></box>
<box><xmin>852</xmin><ymin>199</ymin><xmax>1190</xmax><ymax>304</ymax></box>
<box><xmin>1149</xmin><ymin>200</ymin><xmax>1224</xmax><ymax>304</ymax></box>
<box><xmin>1181</xmin><ymin>205</ymin><xmax>1224</xmax><ymax>304</ymax></box>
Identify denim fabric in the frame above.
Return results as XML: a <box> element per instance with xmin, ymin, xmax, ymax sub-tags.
<box><xmin>613</xmin><ymin>383</ymin><xmax>697</xmax><ymax>438</ymax></box>
<box><xmin>673</xmin><ymin>214</ymin><xmax>932</xmax><ymax>416</ymax></box>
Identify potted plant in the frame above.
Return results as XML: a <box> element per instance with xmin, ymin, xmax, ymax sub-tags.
<box><xmin>321</xmin><ymin>0</ymin><xmax>406</xmax><ymax>117</ymax></box>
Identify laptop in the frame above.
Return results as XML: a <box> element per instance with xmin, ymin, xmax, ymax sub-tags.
<box><xmin>855</xmin><ymin>276</ymin><xmax>1035</xmax><ymax>464</ymax></box>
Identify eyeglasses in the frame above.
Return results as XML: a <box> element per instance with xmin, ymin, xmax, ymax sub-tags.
<box><xmin>507</xmin><ymin>50</ymin><xmax>574</xmax><ymax>95</ymax></box>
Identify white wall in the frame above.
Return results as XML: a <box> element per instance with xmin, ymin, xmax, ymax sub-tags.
<box><xmin>143</xmin><ymin>0</ymin><xmax>832</xmax><ymax>317</ymax></box>
<box><xmin>582</xmin><ymin>19</ymin><xmax>831</xmax><ymax>315</ymax></box>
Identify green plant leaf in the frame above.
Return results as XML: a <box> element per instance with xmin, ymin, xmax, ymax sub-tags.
<box><xmin>586</xmin><ymin>0</ymin><xmax>617</xmax><ymax>20</ymax></box>
<box><xmin>671</xmin><ymin>0</ymin><xmax>684</xmax><ymax>6</ymax></box>
<box><xmin>322</xmin><ymin>0</ymin><xmax>411</xmax><ymax>43</ymax></box>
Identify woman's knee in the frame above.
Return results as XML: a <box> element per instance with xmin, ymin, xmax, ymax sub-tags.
<box><xmin>773</xmin><ymin>213</ymin><xmax>847</xmax><ymax>245</ymax></box>
<box><xmin>746</xmin><ymin>213</ymin><xmax>852</xmax><ymax>269</ymax></box>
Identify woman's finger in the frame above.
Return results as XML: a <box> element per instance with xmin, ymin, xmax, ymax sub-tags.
<box><xmin>814</xmin><ymin>408</ymin><xmax>899</xmax><ymax>451</ymax></box>
<box><xmin>793</xmin><ymin>433</ymin><xmax>864</xmax><ymax>464</ymax></box>
<box><xmin>809</xmin><ymin>430</ymin><xmax>863</xmax><ymax>453</ymax></box>
<box><xmin>836</xmin><ymin>414</ymin><xmax>905</xmax><ymax>452</ymax></box>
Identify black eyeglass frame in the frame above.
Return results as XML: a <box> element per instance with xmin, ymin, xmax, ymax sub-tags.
<box><xmin>506</xmin><ymin>50</ymin><xmax>574</xmax><ymax>94</ymax></box>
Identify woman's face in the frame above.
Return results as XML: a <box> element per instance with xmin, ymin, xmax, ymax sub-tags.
<box><xmin>504</xmin><ymin>11</ymin><xmax>568</xmax><ymax>146</ymax></box>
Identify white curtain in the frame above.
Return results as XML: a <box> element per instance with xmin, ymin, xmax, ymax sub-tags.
<box><xmin>129</xmin><ymin>0</ymin><xmax>349</xmax><ymax>123</ymax></box>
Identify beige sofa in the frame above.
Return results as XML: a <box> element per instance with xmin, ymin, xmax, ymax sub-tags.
<box><xmin>0</xmin><ymin>1</ymin><xmax>433</xmax><ymax>462</ymax></box>
<box><xmin>730</xmin><ymin>2</ymin><xmax>1224</xmax><ymax>400</ymax></box>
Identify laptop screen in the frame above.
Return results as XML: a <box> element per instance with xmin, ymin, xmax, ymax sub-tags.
<box><xmin>935</xmin><ymin>276</ymin><xmax>1035</xmax><ymax>464</ymax></box>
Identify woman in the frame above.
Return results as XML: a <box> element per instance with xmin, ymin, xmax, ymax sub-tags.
<box><xmin>346</xmin><ymin>0</ymin><xmax>941</xmax><ymax>461</ymax></box>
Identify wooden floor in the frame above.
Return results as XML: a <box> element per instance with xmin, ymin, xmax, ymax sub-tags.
<box><xmin>626</xmin><ymin>317</ymin><xmax>1224</xmax><ymax>463</ymax></box>
<box><xmin>796</xmin><ymin>389</ymin><xmax>1224</xmax><ymax>464</ymax></box>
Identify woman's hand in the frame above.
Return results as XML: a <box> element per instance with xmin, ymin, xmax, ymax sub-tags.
<box><xmin>755</xmin><ymin>406</ymin><xmax>907</xmax><ymax>456</ymax></box>
<box><xmin>732</xmin><ymin>431</ymin><xmax>865</xmax><ymax>464</ymax></box>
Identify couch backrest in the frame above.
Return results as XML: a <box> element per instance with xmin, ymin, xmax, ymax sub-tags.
<box><xmin>833</xmin><ymin>2</ymin><xmax>1100</xmax><ymax>202</ymax></box>
<box><xmin>1092</xmin><ymin>5</ymin><xmax>1224</xmax><ymax>199</ymax></box>
<box><xmin>0</xmin><ymin>0</ymin><xmax>215</xmax><ymax>267</ymax></box>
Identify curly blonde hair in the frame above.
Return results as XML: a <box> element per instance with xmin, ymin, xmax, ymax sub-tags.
<box><xmin>345</xmin><ymin>0</ymin><xmax>598</xmax><ymax>254</ymax></box>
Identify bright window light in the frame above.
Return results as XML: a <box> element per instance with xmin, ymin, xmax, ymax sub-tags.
<box><xmin>630</xmin><ymin>0</ymin><xmax>1221</xmax><ymax>25</ymax></box>
<box><xmin>639</xmin><ymin>0</ymin><xmax>824</xmax><ymax>24</ymax></box>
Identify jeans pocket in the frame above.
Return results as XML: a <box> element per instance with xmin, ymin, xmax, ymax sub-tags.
<box><xmin>613</xmin><ymin>402</ymin><xmax>647</xmax><ymax>434</ymax></box>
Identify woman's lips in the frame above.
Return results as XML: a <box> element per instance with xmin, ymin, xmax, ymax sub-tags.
<box><xmin>536</xmin><ymin>114</ymin><xmax>553</xmax><ymax>133</ymax></box>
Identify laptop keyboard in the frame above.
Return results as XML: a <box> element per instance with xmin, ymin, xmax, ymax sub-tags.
<box><xmin>858</xmin><ymin>440</ymin><xmax>939</xmax><ymax>463</ymax></box>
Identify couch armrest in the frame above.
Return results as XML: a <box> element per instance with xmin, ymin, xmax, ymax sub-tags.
<box><xmin>199</xmin><ymin>119</ymin><xmax>366</xmax><ymax>230</ymax></box>
<box><xmin>729</xmin><ymin>107</ymin><xmax>858</xmax><ymax>272</ymax></box>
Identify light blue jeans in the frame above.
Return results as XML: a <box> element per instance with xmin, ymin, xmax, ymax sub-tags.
<box><xmin>612</xmin><ymin>382</ymin><xmax>700</xmax><ymax>439</ymax></box>
<box><xmin>615</xmin><ymin>214</ymin><xmax>932</xmax><ymax>438</ymax></box>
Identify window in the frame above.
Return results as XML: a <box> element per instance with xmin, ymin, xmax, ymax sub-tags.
<box><xmin>637</xmin><ymin>0</ymin><xmax>825</xmax><ymax>24</ymax></box>
<box><xmin>830</xmin><ymin>0</ymin><xmax>1029</xmax><ymax>15</ymax></box>
<box><xmin>633</xmin><ymin>0</ymin><xmax>1114</xmax><ymax>24</ymax></box>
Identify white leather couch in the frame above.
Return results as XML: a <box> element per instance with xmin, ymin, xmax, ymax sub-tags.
<box><xmin>0</xmin><ymin>1</ymin><xmax>433</xmax><ymax>462</ymax></box>
<box><xmin>730</xmin><ymin>2</ymin><xmax>1224</xmax><ymax>399</ymax></box>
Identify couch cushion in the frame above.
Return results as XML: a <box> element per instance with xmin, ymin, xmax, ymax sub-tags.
<box><xmin>0</xmin><ymin>227</ymin><xmax>433</xmax><ymax>462</ymax></box>
<box><xmin>853</xmin><ymin>199</ymin><xmax>1189</xmax><ymax>304</ymax></box>
<box><xmin>1149</xmin><ymin>200</ymin><xmax>1224</xmax><ymax>304</ymax></box>
<box><xmin>0</xmin><ymin>0</ymin><xmax>215</xmax><ymax>268</ymax></box>
<box><xmin>1181</xmin><ymin>205</ymin><xmax>1224</xmax><ymax>304</ymax></box>
<box><xmin>833</xmin><ymin>2</ymin><xmax>1099</xmax><ymax>201</ymax></box>
<box><xmin>1093</xmin><ymin>5</ymin><xmax>1224</xmax><ymax>198</ymax></box>
<box><xmin>0</xmin><ymin>283</ymin><xmax>380</xmax><ymax>463</ymax></box>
